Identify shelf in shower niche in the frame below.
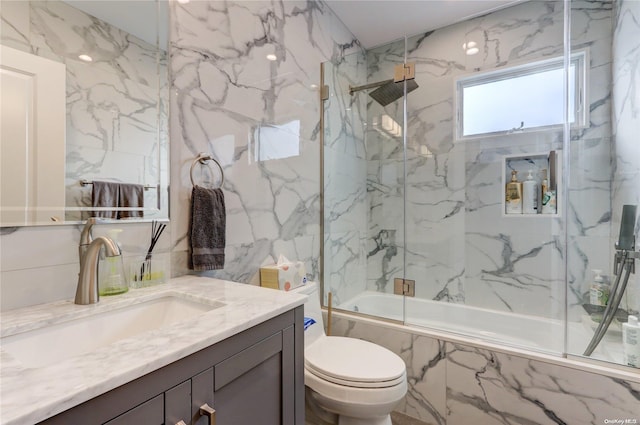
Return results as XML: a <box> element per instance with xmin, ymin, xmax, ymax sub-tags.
<box><xmin>502</xmin><ymin>213</ymin><xmax>560</xmax><ymax>218</ymax></box>
<box><xmin>501</xmin><ymin>150</ymin><xmax>562</xmax><ymax>217</ymax></box>
<box><xmin>582</xmin><ymin>303</ymin><xmax>628</xmax><ymax>321</ymax></box>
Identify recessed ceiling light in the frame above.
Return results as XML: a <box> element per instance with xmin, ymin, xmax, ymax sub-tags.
<box><xmin>462</xmin><ymin>41</ymin><xmax>477</xmax><ymax>50</ymax></box>
<box><xmin>266</xmin><ymin>54</ymin><xmax>277</xmax><ymax>61</ymax></box>
<box><xmin>78</xmin><ymin>54</ymin><xmax>93</xmax><ymax>62</ymax></box>
<box><xmin>466</xmin><ymin>47</ymin><xmax>479</xmax><ymax>56</ymax></box>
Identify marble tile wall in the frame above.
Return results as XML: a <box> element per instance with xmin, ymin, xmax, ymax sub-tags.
<box><xmin>322</xmin><ymin>52</ymin><xmax>369</xmax><ymax>305</ymax></box>
<box><xmin>169</xmin><ymin>1</ymin><xmax>360</xmax><ymax>283</ymax></box>
<box><xmin>364</xmin><ymin>38</ymin><xmax>409</xmax><ymax>297</ymax></box>
<box><xmin>0</xmin><ymin>0</ymin><xmax>167</xmax><ymax>220</ymax></box>
<box><xmin>611</xmin><ymin>0</ymin><xmax>640</xmax><ymax>314</ymax></box>
<box><xmin>331</xmin><ymin>314</ymin><xmax>640</xmax><ymax>425</ymax></box>
<box><xmin>566</xmin><ymin>0</ymin><xmax>617</xmax><ymax>320</ymax></box>
<box><xmin>402</xmin><ymin>1</ymin><xmax>573</xmax><ymax>319</ymax></box>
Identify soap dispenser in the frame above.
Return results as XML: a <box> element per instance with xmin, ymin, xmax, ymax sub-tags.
<box><xmin>99</xmin><ymin>229</ymin><xmax>128</xmax><ymax>296</ymax></box>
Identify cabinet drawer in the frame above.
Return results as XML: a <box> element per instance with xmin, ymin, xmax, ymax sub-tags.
<box><xmin>103</xmin><ymin>395</ymin><xmax>163</xmax><ymax>425</ymax></box>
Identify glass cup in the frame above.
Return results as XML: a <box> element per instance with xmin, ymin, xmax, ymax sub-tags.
<box><xmin>129</xmin><ymin>254</ymin><xmax>168</xmax><ymax>288</ymax></box>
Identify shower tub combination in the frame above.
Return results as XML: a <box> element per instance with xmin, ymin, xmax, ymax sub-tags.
<box><xmin>339</xmin><ymin>291</ymin><xmax>625</xmax><ymax>365</ymax></box>
<box><xmin>329</xmin><ymin>292</ymin><xmax>640</xmax><ymax>424</ymax></box>
<box><xmin>320</xmin><ymin>0</ymin><xmax>640</xmax><ymax>422</ymax></box>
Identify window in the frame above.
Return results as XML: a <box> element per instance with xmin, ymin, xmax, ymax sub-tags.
<box><xmin>455</xmin><ymin>51</ymin><xmax>586</xmax><ymax>139</ymax></box>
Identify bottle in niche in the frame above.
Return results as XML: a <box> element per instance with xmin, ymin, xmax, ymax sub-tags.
<box><xmin>522</xmin><ymin>169</ymin><xmax>538</xmax><ymax>214</ymax></box>
<box><xmin>542</xmin><ymin>189</ymin><xmax>557</xmax><ymax>214</ymax></box>
<box><xmin>505</xmin><ymin>170</ymin><xmax>523</xmax><ymax>214</ymax></box>
<box><xmin>539</xmin><ymin>169</ymin><xmax>548</xmax><ymax>212</ymax></box>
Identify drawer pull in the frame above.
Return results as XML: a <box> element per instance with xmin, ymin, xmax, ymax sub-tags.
<box><xmin>199</xmin><ymin>403</ymin><xmax>216</xmax><ymax>425</ymax></box>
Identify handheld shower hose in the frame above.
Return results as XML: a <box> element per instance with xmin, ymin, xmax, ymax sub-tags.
<box><xmin>583</xmin><ymin>205</ymin><xmax>638</xmax><ymax>356</ymax></box>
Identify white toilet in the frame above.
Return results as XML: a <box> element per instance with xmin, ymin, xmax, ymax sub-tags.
<box><xmin>291</xmin><ymin>282</ymin><xmax>407</xmax><ymax>425</ymax></box>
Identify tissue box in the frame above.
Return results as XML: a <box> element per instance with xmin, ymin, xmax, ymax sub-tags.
<box><xmin>260</xmin><ymin>256</ymin><xmax>307</xmax><ymax>291</ymax></box>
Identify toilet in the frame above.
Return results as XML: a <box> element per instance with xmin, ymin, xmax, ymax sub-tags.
<box><xmin>291</xmin><ymin>282</ymin><xmax>407</xmax><ymax>425</ymax></box>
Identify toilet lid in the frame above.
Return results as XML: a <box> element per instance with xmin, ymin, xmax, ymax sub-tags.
<box><xmin>305</xmin><ymin>337</ymin><xmax>406</xmax><ymax>388</ymax></box>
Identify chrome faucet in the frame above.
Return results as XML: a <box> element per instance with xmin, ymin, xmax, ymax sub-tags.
<box><xmin>75</xmin><ymin>218</ymin><xmax>121</xmax><ymax>305</ymax></box>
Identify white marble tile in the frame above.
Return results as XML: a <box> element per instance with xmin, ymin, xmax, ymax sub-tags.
<box><xmin>610</xmin><ymin>0</ymin><xmax>640</xmax><ymax>316</ymax></box>
<box><xmin>0</xmin><ymin>0</ymin><xmax>30</xmax><ymax>51</ymax></box>
<box><xmin>324</xmin><ymin>231</ymin><xmax>367</xmax><ymax>305</ymax></box>
<box><xmin>446</xmin><ymin>342</ymin><xmax>640</xmax><ymax>424</ymax></box>
<box><xmin>170</xmin><ymin>0</ymin><xmax>360</xmax><ymax>286</ymax></box>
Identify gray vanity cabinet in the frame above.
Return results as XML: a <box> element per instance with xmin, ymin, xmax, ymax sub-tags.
<box><xmin>38</xmin><ymin>307</ymin><xmax>304</xmax><ymax>425</ymax></box>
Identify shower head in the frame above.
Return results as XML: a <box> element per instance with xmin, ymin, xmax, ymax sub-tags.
<box><xmin>370</xmin><ymin>79</ymin><xmax>419</xmax><ymax>106</ymax></box>
<box><xmin>617</xmin><ymin>204</ymin><xmax>637</xmax><ymax>251</ymax></box>
<box><xmin>349</xmin><ymin>79</ymin><xmax>419</xmax><ymax>107</ymax></box>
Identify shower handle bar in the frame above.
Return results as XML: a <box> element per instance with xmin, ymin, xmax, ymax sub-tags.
<box><xmin>583</xmin><ymin>251</ymin><xmax>638</xmax><ymax>356</ymax></box>
<box><xmin>349</xmin><ymin>79</ymin><xmax>393</xmax><ymax>95</ymax></box>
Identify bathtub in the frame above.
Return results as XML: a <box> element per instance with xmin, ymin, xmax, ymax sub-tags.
<box><xmin>330</xmin><ymin>291</ymin><xmax>639</xmax><ymax>424</ymax></box>
<box><xmin>338</xmin><ymin>291</ymin><xmax>624</xmax><ymax>365</ymax></box>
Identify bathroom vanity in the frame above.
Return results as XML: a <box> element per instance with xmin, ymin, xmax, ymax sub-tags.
<box><xmin>0</xmin><ymin>277</ymin><xmax>306</xmax><ymax>425</ymax></box>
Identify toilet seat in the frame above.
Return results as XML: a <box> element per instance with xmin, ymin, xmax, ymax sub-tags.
<box><xmin>305</xmin><ymin>336</ymin><xmax>406</xmax><ymax>388</ymax></box>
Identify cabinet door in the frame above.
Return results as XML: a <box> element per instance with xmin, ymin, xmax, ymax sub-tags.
<box><xmin>103</xmin><ymin>395</ymin><xmax>163</xmax><ymax>425</ymax></box>
<box><xmin>165</xmin><ymin>380</ymin><xmax>191</xmax><ymax>425</ymax></box>
<box><xmin>192</xmin><ymin>368</ymin><xmax>214</xmax><ymax>425</ymax></box>
<box><xmin>213</xmin><ymin>332</ymin><xmax>283</xmax><ymax>425</ymax></box>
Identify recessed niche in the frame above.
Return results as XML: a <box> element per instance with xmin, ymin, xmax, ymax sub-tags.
<box><xmin>502</xmin><ymin>150</ymin><xmax>561</xmax><ymax>217</ymax></box>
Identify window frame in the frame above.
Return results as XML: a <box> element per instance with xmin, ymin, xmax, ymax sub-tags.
<box><xmin>454</xmin><ymin>49</ymin><xmax>588</xmax><ymax>141</ymax></box>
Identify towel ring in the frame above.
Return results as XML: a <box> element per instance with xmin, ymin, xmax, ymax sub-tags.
<box><xmin>190</xmin><ymin>152</ymin><xmax>224</xmax><ymax>188</ymax></box>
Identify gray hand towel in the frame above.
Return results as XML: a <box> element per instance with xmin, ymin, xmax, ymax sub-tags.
<box><xmin>91</xmin><ymin>181</ymin><xmax>118</xmax><ymax>218</ymax></box>
<box><xmin>118</xmin><ymin>183</ymin><xmax>144</xmax><ymax>219</ymax></box>
<box><xmin>190</xmin><ymin>186</ymin><xmax>226</xmax><ymax>270</ymax></box>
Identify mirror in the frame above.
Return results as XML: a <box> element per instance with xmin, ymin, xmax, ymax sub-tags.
<box><xmin>0</xmin><ymin>0</ymin><xmax>168</xmax><ymax>227</ymax></box>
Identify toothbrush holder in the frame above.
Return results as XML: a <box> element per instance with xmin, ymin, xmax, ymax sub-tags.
<box><xmin>128</xmin><ymin>253</ymin><xmax>168</xmax><ymax>288</ymax></box>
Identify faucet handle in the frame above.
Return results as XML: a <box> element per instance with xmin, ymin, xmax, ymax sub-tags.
<box><xmin>80</xmin><ymin>218</ymin><xmax>110</xmax><ymax>245</ymax></box>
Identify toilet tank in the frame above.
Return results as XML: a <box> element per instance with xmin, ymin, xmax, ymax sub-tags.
<box><xmin>289</xmin><ymin>282</ymin><xmax>325</xmax><ymax>347</ymax></box>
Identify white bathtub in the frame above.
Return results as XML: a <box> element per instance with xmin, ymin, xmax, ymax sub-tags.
<box><xmin>339</xmin><ymin>291</ymin><xmax>624</xmax><ymax>364</ymax></box>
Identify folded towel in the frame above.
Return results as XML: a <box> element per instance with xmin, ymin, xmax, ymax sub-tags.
<box><xmin>190</xmin><ymin>186</ymin><xmax>226</xmax><ymax>271</ymax></box>
<box><xmin>118</xmin><ymin>183</ymin><xmax>144</xmax><ymax>219</ymax></box>
<box><xmin>91</xmin><ymin>181</ymin><xmax>119</xmax><ymax>218</ymax></box>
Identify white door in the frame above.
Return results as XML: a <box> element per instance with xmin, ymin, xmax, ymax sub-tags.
<box><xmin>0</xmin><ymin>45</ymin><xmax>65</xmax><ymax>225</ymax></box>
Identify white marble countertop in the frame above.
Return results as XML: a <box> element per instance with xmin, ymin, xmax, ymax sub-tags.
<box><xmin>0</xmin><ymin>276</ymin><xmax>306</xmax><ymax>425</ymax></box>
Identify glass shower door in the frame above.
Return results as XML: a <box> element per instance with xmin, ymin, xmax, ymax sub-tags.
<box><xmin>322</xmin><ymin>41</ymin><xmax>407</xmax><ymax>322</ymax></box>
<box><xmin>565</xmin><ymin>0</ymin><xmax>640</xmax><ymax>370</ymax></box>
<box><xmin>402</xmin><ymin>1</ymin><xmax>567</xmax><ymax>355</ymax></box>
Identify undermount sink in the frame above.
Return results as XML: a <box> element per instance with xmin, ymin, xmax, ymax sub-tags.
<box><xmin>1</xmin><ymin>295</ymin><xmax>223</xmax><ymax>368</ymax></box>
